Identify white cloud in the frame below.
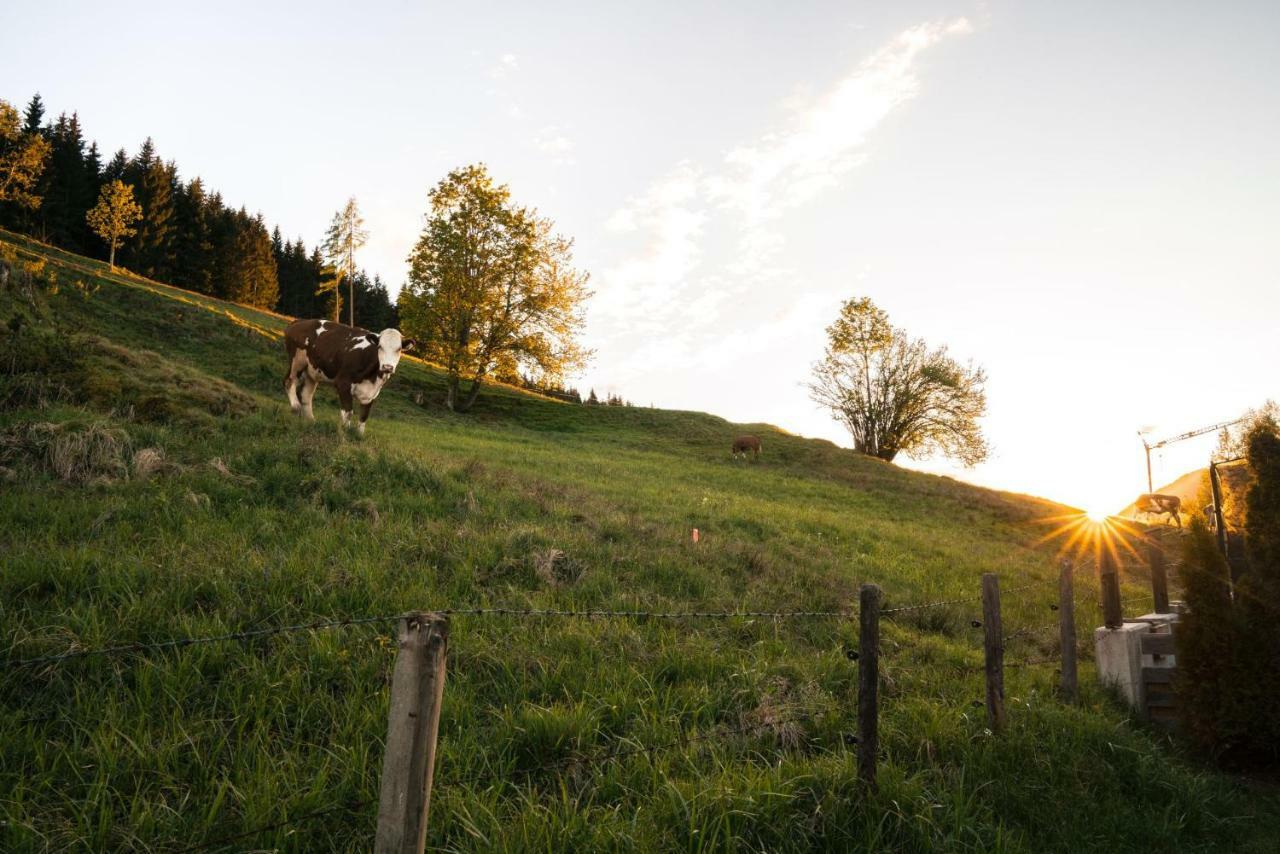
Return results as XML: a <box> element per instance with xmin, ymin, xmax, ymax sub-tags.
<box><xmin>587</xmin><ymin>18</ymin><xmax>971</xmax><ymax>391</ymax></box>
<box><xmin>593</xmin><ymin>17</ymin><xmax>962</xmax><ymax>330</ymax></box>
<box><xmin>592</xmin><ymin>162</ymin><xmax>706</xmax><ymax>324</ymax></box>
<box><xmin>489</xmin><ymin>53</ymin><xmax>519</xmax><ymax>79</ymax></box>
<box><xmin>532</xmin><ymin>126</ymin><xmax>576</xmax><ymax>165</ymax></box>
<box><xmin>707</xmin><ymin>18</ymin><xmax>972</xmax><ymax>265</ymax></box>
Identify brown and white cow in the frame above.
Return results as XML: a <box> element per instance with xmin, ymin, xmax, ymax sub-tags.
<box><xmin>731</xmin><ymin>435</ymin><xmax>762</xmax><ymax>460</ymax></box>
<box><xmin>283</xmin><ymin>319</ymin><xmax>415</xmax><ymax>435</ymax></box>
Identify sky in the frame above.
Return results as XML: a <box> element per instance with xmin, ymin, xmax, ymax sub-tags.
<box><xmin>4</xmin><ymin>0</ymin><xmax>1277</xmax><ymax>514</ymax></box>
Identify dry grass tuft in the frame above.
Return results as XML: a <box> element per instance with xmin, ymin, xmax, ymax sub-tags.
<box><xmin>208</xmin><ymin>457</ymin><xmax>255</xmax><ymax>485</ymax></box>
<box><xmin>531</xmin><ymin>548</ymin><xmax>585</xmax><ymax>587</ymax></box>
<box><xmin>131</xmin><ymin>448</ymin><xmax>170</xmax><ymax>481</ymax></box>
<box><xmin>351</xmin><ymin>497</ymin><xmax>381</xmax><ymax>525</ymax></box>
<box><xmin>0</xmin><ymin>421</ymin><xmax>132</xmax><ymax>484</ymax></box>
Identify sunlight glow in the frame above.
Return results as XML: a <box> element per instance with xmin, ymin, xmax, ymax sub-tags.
<box><xmin>1032</xmin><ymin>508</ymin><xmax>1149</xmax><ymax>567</ymax></box>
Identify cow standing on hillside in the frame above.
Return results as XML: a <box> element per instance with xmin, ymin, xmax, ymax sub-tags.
<box><xmin>283</xmin><ymin>319</ymin><xmax>415</xmax><ymax>435</ymax></box>
<box><xmin>732</xmin><ymin>435</ymin><xmax>762</xmax><ymax>460</ymax></box>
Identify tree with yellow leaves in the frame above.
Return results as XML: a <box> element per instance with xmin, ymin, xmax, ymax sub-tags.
<box><xmin>0</xmin><ymin>98</ymin><xmax>51</xmax><ymax>210</ymax></box>
<box><xmin>86</xmin><ymin>180</ymin><xmax>143</xmax><ymax>270</ymax></box>
<box><xmin>399</xmin><ymin>164</ymin><xmax>591</xmax><ymax>412</ymax></box>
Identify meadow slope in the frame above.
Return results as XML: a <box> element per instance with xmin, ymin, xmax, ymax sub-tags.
<box><xmin>2</xmin><ymin>230</ymin><xmax>1278</xmax><ymax>852</ymax></box>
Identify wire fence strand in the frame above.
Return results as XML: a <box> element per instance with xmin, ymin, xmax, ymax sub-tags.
<box><xmin>4</xmin><ymin>577</ymin><xmax>1068</xmax><ymax>671</ymax></box>
<box><xmin>180</xmin><ymin>799</ymin><xmax>368</xmax><ymax>852</ymax></box>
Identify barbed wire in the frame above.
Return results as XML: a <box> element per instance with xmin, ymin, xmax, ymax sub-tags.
<box><xmin>2</xmin><ymin>614</ymin><xmax>403</xmax><ymax>669</ymax></box>
<box><xmin>1003</xmin><ymin>655</ymin><xmax>1062</xmax><ymax>669</ymax></box>
<box><xmin>2</xmin><ymin>580</ymin><xmax>1072</xmax><ymax>671</ymax></box>
<box><xmin>179</xmin><ymin>798</ymin><xmax>368</xmax><ymax>852</ymax></box>
<box><xmin>1003</xmin><ymin>623</ymin><xmax>1059</xmax><ymax>643</ymax></box>
<box><xmin>444</xmin><ymin>709</ymin><xmax>834</xmax><ymax>790</ymax></box>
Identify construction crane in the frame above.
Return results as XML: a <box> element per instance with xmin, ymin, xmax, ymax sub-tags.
<box><xmin>1139</xmin><ymin>419</ymin><xmax>1243</xmax><ymax>494</ymax></box>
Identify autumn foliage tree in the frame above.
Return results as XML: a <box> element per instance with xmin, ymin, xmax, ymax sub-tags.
<box><xmin>85</xmin><ymin>180</ymin><xmax>143</xmax><ymax>269</ymax></box>
<box><xmin>809</xmin><ymin>297</ymin><xmax>989</xmax><ymax>466</ymax></box>
<box><xmin>0</xmin><ymin>98</ymin><xmax>50</xmax><ymax>210</ymax></box>
<box><xmin>399</xmin><ymin>164</ymin><xmax>591</xmax><ymax>412</ymax></box>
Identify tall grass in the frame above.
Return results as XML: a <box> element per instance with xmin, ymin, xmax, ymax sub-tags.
<box><xmin>2</xmin><ymin>230</ymin><xmax>1278</xmax><ymax>852</ymax></box>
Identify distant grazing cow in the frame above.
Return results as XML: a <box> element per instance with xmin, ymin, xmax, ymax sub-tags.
<box><xmin>1134</xmin><ymin>493</ymin><xmax>1182</xmax><ymax>527</ymax></box>
<box><xmin>731</xmin><ymin>435</ymin><xmax>762</xmax><ymax>460</ymax></box>
<box><xmin>283</xmin><ymin>319</ymin><xmax>415</xmax><ymax>435</ymax></box>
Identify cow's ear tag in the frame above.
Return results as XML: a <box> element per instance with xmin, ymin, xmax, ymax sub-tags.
<box><xmin>401</xmin><ymin>338</ymin><xmax>417</xmax><ymax>351</ymax></box>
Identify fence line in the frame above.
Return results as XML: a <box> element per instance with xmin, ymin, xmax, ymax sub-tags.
<box><xmin>6</xmin><ymin>561</ymin><xmax>1142</xmax><ymax>853</ymax></box>
<box><xmin>180</xmin><ymin>799</ymin><xmax>368</xmax><ymax>853</ymax></box>
<box><xmin>4</xmin><ymin>586</ymin><xmax>1067</xmax><ymax>671</ymax></box>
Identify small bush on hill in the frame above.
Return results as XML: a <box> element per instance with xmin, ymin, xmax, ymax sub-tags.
<box><xmin>1176</xmin><ymin>421</ymin><xmax>1280</xmax><ymax>767</ymax></box>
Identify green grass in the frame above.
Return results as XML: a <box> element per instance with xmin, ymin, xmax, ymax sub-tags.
<box><xmin>2</xmin><ymin>229</ymin><xmax>1278</xmax><ymax>852</ymax></box>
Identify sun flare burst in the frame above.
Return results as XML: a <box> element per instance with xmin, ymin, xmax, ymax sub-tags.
<box><xmin>1032</xmin><ymin>506</ymin><xmax>1147</xmax><ymax>566</ymax></box>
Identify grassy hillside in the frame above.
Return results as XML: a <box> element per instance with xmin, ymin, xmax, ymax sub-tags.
<box><xmin>2</xmin><ymin>230</ymin><xmax>1278</xmax><ymax>852</ymax></box>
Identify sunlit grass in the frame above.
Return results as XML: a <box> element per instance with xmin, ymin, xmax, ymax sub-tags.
<box><xmin>4</xmin><ymin>232</ymin><xmax>1279</xmax><ymax>852</ymax></box>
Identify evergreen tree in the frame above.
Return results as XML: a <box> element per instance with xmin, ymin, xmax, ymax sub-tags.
<box><xmin>22</xmin><ymin>94</ymin><xmax>46</xmax><ymax>136</ymax></box>
<box><xmin>130</xmin><ymin>158</ymin><xmax>178</xmax><ymax>278</ymax></box>
<box><xmin>218</xmin><ymin>211</ymin><xmax>279</xmax><ymax>308</ymax></box>
<box><xmin>103</xmin><ymin>148</ymin><xmax>128</xmax><ymax>183</ymax></box>
<box><xmin>172</xmin><ymin>177</ymin><xmax>215</xmax><ymax>293</ymax></box>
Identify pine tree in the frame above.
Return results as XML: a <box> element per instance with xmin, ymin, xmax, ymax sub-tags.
<box><xmin>132</xmin><ymin>158</ymin><xmax>178</xmax><ymax>278</ymax></box>
<box><xmin>218</xmin><ymin>211</ymin><xmax>279</xmax><ymax>308</ymax></box>
<box><xmin>173</xmin><ymin>178</ymin><xmax>215</xmax><ymax>293</ymax></box>
<box><xmin>22</xmin><ymin>94</ymin><xmax>45</xmax><ymax>136</ymax></box>
<box><xmin>103</xmin><ymin>148</ymin><xmax>128</xmax><ymax>183</ymax></box>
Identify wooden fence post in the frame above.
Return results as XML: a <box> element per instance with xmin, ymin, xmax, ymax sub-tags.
<box><xmin>981</xmin><ymin>573</ymin><xmax>1005</xmax><ymax>731</ymax></box>
<box><xmin>376</xmin><ymin>612</ymin><xmax>449</xmax><ymax>854</ymax></box>
<box><xmin>1099</xmin><ymin>549</ymin><xmax>1123</xmax><ymax>629</ymax></box>
<box><xmin>857</xmin><ymin>583</ymin><xmax>881</xmax><ymax>790</ymax></box>
<box><xmin>1058</xmin><ymin>559</ymin><xmax>1078</xmax><ymax>702</ymax></box>
<box><xmin>1148</xmin><ymin>537</ymin><xmax>1169</xmax><ymax>614</ymax></box>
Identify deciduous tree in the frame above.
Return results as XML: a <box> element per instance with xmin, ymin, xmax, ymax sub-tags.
<box><xmin>809</xmin><ymin>297</ymin><xmax>989</xmax><ymax>466</ymax></box>
<box><xmin>85</xmin><ymin>180</ymin><xmax>142</xmax><ymax>270</ymax></box>
<box><xmin>399</xmin><ymin>164</ymin><xmax>591</xmax><ymax>412</ymax></box>
<box><xmin>0</xmin><ymin>98</ymin><xmax>51</xmax><ymax>210</ymax></box>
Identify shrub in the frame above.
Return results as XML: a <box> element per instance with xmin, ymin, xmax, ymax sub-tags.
<box><xmin>1176</xmin><ymin>424</ymin><xmax>1280</xmax><ymax>767</ymax></box>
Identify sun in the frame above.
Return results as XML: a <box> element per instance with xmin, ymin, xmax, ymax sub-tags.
<box><xmin>1085</xmin><ymin>507</ymin><xmax>1110</xmax><ymax>523</ymax></box>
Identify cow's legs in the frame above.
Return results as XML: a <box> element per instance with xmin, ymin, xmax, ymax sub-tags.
<box><xmin>336</xmin><ymin>381</ymin><xmax>354</xmax><ymax>431</ymax></box>
<box><xmin>284</xmin><ymin>366</ymin><xmax>300</xmax><ymax>413</ymax></box>
<box><xmin>285</xmin><ymin>350</ymin><xmax>311</xmax><ymax>415</ymax></box>
<box><xmin>297</xmin><ymin>375</ymin><xmax>318</xmax><ymax>420</ymax></box>
<box><xmin>357</xmin><ymin>402</ymin><xmax>373</xmax><ymax>437</ymax></box>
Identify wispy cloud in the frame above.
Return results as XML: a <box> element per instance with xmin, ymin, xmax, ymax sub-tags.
<box><xmin>489</xmin><ymin>53</ymin><xmax>519</xmax><ymax>79</ymax></box>
<box><xmin>532</xmin><ymin>125</ymin><xmax>576</xmax><ymax>165</ymax></box>
<box><xmin>587</xmin><ymin>18</ymin><xmax>972</xmax><ymax>386</ymax></box>
<box><xmin>588</xmin><ymin>17</ymin><xmax>967</xmax><ymax>330</ymax></box>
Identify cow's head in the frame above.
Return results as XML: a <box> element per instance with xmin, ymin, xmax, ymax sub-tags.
<box><xmin>376</xmin><ymin>329</ymin><xmax>416</xmax><ymax>378</ymax></box>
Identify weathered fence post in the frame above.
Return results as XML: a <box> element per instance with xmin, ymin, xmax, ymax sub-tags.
<box><xmin>1098</xmin><ymin>549</ymin><xmax>1123</xmax><ymax>629</ymax></box>
<box><xmin>1148</xmin><ymin>537</ymin><xmax>1169</xmax><ymax>614</ymax></box>
<box><xmin>376</xmin><ymin>612</ymin><xmax>449</xmax><ymax>854</ymax></box>
<box><xmin>1058</xmin><ymin>559</ymin><xmax>1078</xmax><ymax>702</ymax></box>
<box><xmin>857</xmin><ymin>583</ymin><xmax>881</xmax><ymax>790</ymax></box>
<box><xmin>981</xmin><ymin>573</ymin><xmax>1005</xmax><ymax>731</ymax></box>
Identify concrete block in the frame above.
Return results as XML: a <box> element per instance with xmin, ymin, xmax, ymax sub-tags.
<box><xmin>1095</xmin><ymin>622</ymin><xmax>1151</xmax><ymax>710</ymax></box>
